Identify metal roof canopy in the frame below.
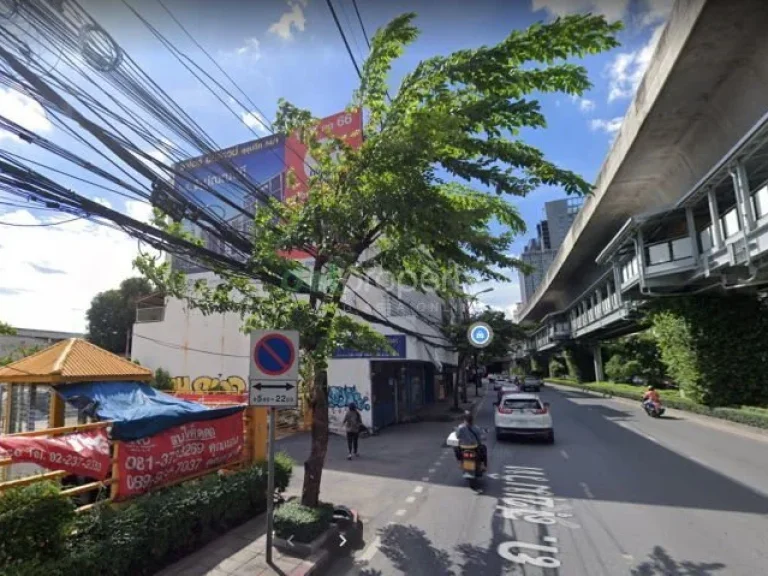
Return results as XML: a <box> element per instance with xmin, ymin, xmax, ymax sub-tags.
<box><xmin>0</xmin><ymin>338</ymin><xmax>153</xmax><ymax>384</ymax></box>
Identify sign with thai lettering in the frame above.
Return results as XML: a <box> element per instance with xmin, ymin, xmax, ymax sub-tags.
<box><xmin>115</xmin><ymin>411</ymin><xmax>244</xmax><ymax>499</ymax></box>
<box><xmin>332</xmin><ymin>334</ymin><xmax>407</xmax><ymax>359</ymax></box>
<box><xmin>0</xmin><ymin>429</ymin><xmax>111</xmax><ymax>480</ymax></box>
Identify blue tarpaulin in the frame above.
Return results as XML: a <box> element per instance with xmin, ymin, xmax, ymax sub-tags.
<box><xmin>55</xmin><ymin>381</ymin><xmax>244</xmax><ymax>441</ymax></box>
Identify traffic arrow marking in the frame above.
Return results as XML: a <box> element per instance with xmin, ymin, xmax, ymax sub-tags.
<box><xmin>339</xmin><ymin>534</ymin><xmax>347</xmax><ymax>547</ymax></box>
<box><xmin>287</xmin><ymin>535</ymin><xmax>295</xmax><ymax>547</ymax></box>
<box><xmin>487</xmin><ymin>473</ymin><xmax>499</xmax><ymax>480</ymax></box>
<box><xmin>252</xmin><ymin>382</ymin><xmax>295</xmax><ymax>391</ymax></box>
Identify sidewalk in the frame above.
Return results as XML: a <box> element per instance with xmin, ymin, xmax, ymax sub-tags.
<box><xmin>156</xmin><ymin>393</ymin><xmax>479</xmax><ymax>575</ymax></box>
<box><xmin>155</xmin><ymin>515</ymin><xmax>327</xmax><ymax>576</ymax></box>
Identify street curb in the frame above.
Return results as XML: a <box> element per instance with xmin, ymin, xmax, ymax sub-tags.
<box><xmin>285</xmin><ymin>508</ymin><xmax>360</xmax><ymax>576</ymax></box>
<box><xmin>546</xmin><ymin>381</ymin><xmax>768</xmax><ymax>444</ymax></box>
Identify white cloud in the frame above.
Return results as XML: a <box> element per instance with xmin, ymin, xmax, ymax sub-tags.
<box><xmin>0</xmin><ymin>88</ymin><xmax>53</xmax><ymax>141</ymax></box>
<box><xmin>0</xmin><ymin>203</ymin><xmax>159</xmax><ymax>333</ymax></box>
<box><xmin>590</xmin><ymin>117</ymin><xmax>623</xmax><ymax>134</ymax></box>
<box><xmin>268</xmin><ymin>0</ymin><xmax>308</xmax><ymax>40</ymax></box>
<box><xmin>531</xmin><ymin>0</ymin><xmax>630</xmax><ymax>23</ymax></box>
<box><xmin>241</xmin><ymin>110</ymin><xmax>271</xmax><ymax>135</ymax></box>
<box><xmin>607</xmin><ymin>23</ymin><xmax>664</xmax><ymax>102</ymax></box>
<box><xmin>571</xmin><ymin>96</ymin><xmax>595</xmax><ymax>112</ymax></box>
<box><xmin>221</xmin><ymin>37</ymin><xmax>262</xmax><ymax>63</ymax></box>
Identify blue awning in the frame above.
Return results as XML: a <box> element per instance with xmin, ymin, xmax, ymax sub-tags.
<box><xmin>55</xmin><ymin>381</ymin><xmax>244</xmax><ymax>441</ymax></box>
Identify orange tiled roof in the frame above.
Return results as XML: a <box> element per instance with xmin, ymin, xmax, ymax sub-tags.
<box><xmin>0</xmin><ymin>338</ymin><xmax>152</xmax><ymax>384</ymax></box>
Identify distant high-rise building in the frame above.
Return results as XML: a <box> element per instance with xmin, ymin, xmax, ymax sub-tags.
<box><xmin>519</xmin><ymin>197</ymin><xmax>583</xmax><ymax>304</ymax></box>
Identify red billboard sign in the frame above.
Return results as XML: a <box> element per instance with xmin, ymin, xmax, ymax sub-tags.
<box><xmin>282</xmin><ymin>109</ymin><xmax>364</xmax><ymax>260</ymax></box>
<box><xmin>115</xmin><ymin>411</ymin><xmax>244</xmax><ymax>499</ymax></box>
<box><xmin>285</xmin><ymin>108</ymin><xmax>364</xmax><ymax>201</ymax></box>
<box><xmin>0</xmin><ymin>429</ymin><xmax>111</xmax><ymax>480</ymax></box>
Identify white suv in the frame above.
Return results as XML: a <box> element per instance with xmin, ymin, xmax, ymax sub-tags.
<box><xmin>494</xmin><ymin>393</ymin><xmax>554</xmax><ymax>443</ymax></box>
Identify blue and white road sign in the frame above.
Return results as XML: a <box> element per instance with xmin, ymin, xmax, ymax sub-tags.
<box><xmin>249</xmin><ymin>330</ymin><xmax>300</xmax><ymax>408</ymax></box>
<box><xmin>250</xmin><ymin>330</ymin><xmax>300</xmax><ymax>381</ymax></box>
<box><xmin>468</xmin><ymin>322</ymin><xmax>494</xmax><ymax>348</ymax></box>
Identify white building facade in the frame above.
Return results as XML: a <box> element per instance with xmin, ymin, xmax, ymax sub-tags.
<box><xmin>131</xmin><ymin>268</ymin><xmax>459</xmax><ymax>435</ymax></box>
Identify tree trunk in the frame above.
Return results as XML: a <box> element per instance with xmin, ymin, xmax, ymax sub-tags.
<box><xmin>301</xmin><ymin>369</ymin><xmax>329</xmax><ymax>508</ymax></box>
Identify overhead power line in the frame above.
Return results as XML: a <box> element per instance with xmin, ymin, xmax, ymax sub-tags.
<box><xmin>326</xmin><ymin>0</ymin><xmax>362</xmax><ymax>79</ymax></box>
<box><xmin>351</xmin><ymin>0</ymin><xmax>371</xmax><ymax>49</ymax></box>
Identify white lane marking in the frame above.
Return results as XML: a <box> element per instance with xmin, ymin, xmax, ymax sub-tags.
<box><xmin>434</xmin><ymin>461</ymin><xmax>442</xmax><ymax>467</ymax></box>
<box><xmin>395</xmin><ymin>509</ymin><xmax>407</xmax><ymax>516</ymax></box>
<box><xmin>422</xmin><ymin>476</ymin><xmax>430</xmax><ymax>482</ymax></box>
<box><xmin>580</xmin><ymin>482</ymin><xmax>595</xmax><ymax>499</ymax></box>
<box><xmin>413</xmin><ymin>486</ymin><xmax>424</xmax><ymax>493</ymax></box>
<box><xmin>405</xmin><ymin>496</ymin><xmax>416</xmax><ymax>503</ymax></box>
<box><xmin>428</xmin><ymin>468</ymin><xmax>436</xmax><ymax>473</ymax></box>
<box><xmin>560</xmin><ymin>449</ymin><xmax>569</xmax><ymax>460</ymax></box>
<box><xmin>359</xmin><ymin>536</ymin><xmax>381</xmax><ymax>562</ymax></box>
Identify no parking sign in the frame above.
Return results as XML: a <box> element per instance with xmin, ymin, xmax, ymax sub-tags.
<box><xmin>249</xmin><ymin>330</ymin><xmax>299</xmax><ymax>407</ymax></box>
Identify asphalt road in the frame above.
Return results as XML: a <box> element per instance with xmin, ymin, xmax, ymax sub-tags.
<box><xmin>323</xmin><ymin>385</ymin><xmax>768</xmax><ymax>576</ymax></box>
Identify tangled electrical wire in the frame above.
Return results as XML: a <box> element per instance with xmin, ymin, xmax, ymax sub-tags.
<box><xmin>0</xmin><ymin>0</ymin><xmax>457</xmax><ymax>348</ymax></box>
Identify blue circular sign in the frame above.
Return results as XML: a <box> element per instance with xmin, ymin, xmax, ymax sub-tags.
<box><xmin>468</xmin><ymin>322</ymin><xmax>494</xmax><ymax>348</ymax></box>
<box><xmin>254</xmin><ymin>334</ymin><xmax>296</xmax><ymax>376</ymax></box>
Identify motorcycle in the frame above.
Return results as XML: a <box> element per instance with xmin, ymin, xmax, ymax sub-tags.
<box><xmin>642</xmin><ymin>400</ymin><xmax>665</xmax><ymax>418</ymax></box>
<box><xmin>446</xmin><ymin>428</ymin><xmax>488</xmax><ymax>488</ymax></box>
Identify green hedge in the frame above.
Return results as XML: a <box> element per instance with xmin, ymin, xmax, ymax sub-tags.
<box><xmin>4</xmin><ymin>453</ymin><xmax>294</xmax><ymax>576</ymax></box>
<box><xmin>274</xmin><ymin>499</ymin><xmax>334</xmax><ymax>544</ymax></box>
<box><xmin>547</xmin><ymin>378</ymin><xmax>768</xmax><ymax>430</ymax></box>
<box><xmin>0</xmin><ymin>482</ymin><xmax>75</xmax><ymax>570</ymax></box>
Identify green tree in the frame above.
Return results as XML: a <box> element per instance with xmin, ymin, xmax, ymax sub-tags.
<box><xmin>0</xmin><ymin>320</ymin><xmax>15</xmax><ymax>335</ymax></box>
<box><xmin>445</xmin><ymin>307</ymin><xmax>527</xmax><ymax>403</ymax></box>
<box><xmin>136</xmin><ymin>13</ymin><xmax>619</xmax><ymax>507</ymax></box>
<box><xmin>86</xmin><ymin>277</ymin><xmax>154</xmax><ymax>354</ymax></box>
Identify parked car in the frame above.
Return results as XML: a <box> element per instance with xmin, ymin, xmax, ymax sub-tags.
<box><xmin>494</xmin><ymin>393</ymin><xmax>554</xmax><ymax>443</ymax></box>
<box><xmin>521</xmin><ymin>375</ymin><xmax>542</xmax><ymax>392</ymax></box>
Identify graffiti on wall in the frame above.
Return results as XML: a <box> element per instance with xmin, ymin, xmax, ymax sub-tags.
<box><xmin>328</xmin><ymin>385</ymin><xmax>371</xmax><ymax>411</ymax></box>
<box><xmin>172</xmin><ymin>375</ymin><xmax>247</xmax><ymax>393</ymax></box>
<box><xmin>328</xmin><ymin>385</ymin><xmax>371</xmax><ymax>436</ymax></box>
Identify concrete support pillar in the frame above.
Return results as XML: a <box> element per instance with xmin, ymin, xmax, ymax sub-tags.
<box><xmin>707</xmin><ymin>188</ymin><xmax>723</xmax><ymax>250</ymax></box>
<box><xmin>613</xmin><ymin>263</ymin><xmax>623</xmax><ymax>305</ymax></box>
<box><xmin>732</xmin><ymin>161</ymin><xmax>756</xmax><ymax>232</ymax></box>
<box><xmin>636</xmin><ymin>228</ymin><xmax>647</xmax><ymax>289</ymax></box>
<box><xmin>592</xmin><ymin>344</ymin><xmax>604</xmax><ymax>383</ymax></box>
<box><xmin>685</xmin><ymin>206</ymin><xmax>700</xmax><ymax>263</ymax></box>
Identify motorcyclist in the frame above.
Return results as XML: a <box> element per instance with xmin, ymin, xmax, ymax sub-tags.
<box><xmin>642</xmin><ymin>385</ymin><xmax>661</xmax><ymax>409</ymax></box>
<box><xmin>454</xmin><ymin>411</ymin><xmax>487</xmax><ymax>470</ymax></box>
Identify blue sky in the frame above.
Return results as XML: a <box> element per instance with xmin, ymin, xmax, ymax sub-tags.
<box><xmin>0</xmin><ymin>0</ymin><xmax>672</xmax><ymax>331</ymax></box>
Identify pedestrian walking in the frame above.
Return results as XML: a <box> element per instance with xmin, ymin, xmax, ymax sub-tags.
<box><xmin>343</xmin><ymin>402</ymin><xmax>363</xmax><ymax>460</ymax></box>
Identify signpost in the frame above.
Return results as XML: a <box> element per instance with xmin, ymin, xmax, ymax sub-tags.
<box><xmin>248</xmin><ymin>330</ymin><xmax>300</xmax><ymax>563</ymax></box>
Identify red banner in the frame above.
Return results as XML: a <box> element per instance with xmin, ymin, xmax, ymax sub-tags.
<box><xmin>0</xmin><ymin>429</ymin><xmax>111</xmax><ymax>480</ymax></box>
<box><xmin>115</xmin><ymin>411</ymin><xmax>244</xmax><ymax>499</ymax></box>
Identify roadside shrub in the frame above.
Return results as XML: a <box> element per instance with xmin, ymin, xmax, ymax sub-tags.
<box><xmin>0</xmin><ymin>482</ymin><xmax>75</xmax><ymax>569</ymax></box>
<box><xmin>274</xmin><ymin>499</ymin><xmax>334</xmax><ymax>544</ymax></box>
<box><xmin>648</xmin><ymin>294</ymin><xmax>768</xmax><ymax>407</ymax></box>
<box><xmin>548</xmin><ymin>356</ymin><xmax>567</xmax><ymax>378</ymax></box>
<box><xmin>151</xmin><ymin>367</ymin><xmax>174</xmax><ymax>391</ymax></box>
<box><xmin>5</xmin><ymin>455</ymin><xmax>294</xmax><ymax>576</ymax></box>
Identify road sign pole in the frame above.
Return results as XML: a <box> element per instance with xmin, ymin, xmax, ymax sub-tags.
<box><xmin>266</xmin><ymin>406</ymin><xmax>276</xmax><ymax>564</ymax></box>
